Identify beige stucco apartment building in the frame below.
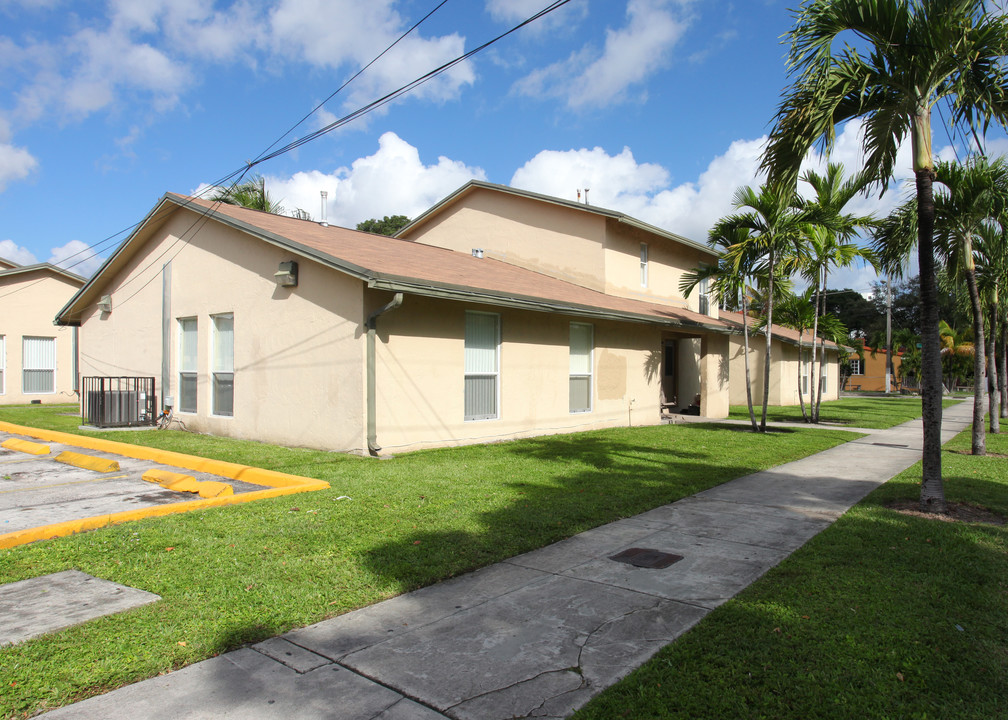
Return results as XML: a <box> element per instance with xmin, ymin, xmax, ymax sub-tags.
<box><xmin>720</xmin><ymin>311</ymin><xmax>843</xmax><ymax>407</ymax></box>
<box><xmin>56</xmin><ymin>183</ymin><xmax>740</xmax><ymax>453</ymax></box>
<box><xmin>1</xmin><ymin>262</ymin><xmax>84</xmax><ymax>405</ymax></box>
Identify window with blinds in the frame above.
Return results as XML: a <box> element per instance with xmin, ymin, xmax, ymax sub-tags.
<box><xmin>0</xmin><ymin>335</ymin><xmax>5</xmax><ymax>395</ymax></box>
<box><xmin>212</xmin><ymin>313</ymin><xmax>234</xmax><ymax>417</ymax></box>
<box><xmin>178</xmin><ymin>317</ymin><xmax>197</xmax><ymax>412</ymax></box>
<box><xmin>22</xmin><ymin>336</ymin><xmax>55</xmax><ymax>394</ymax></box>
<box><xmin>640</xmin><ymin>243</ymin><xmax>648</xmax><ymax>287</ymax></box>
<box><xmin>569</xmin><ymin>323</ymin><xmax>593</xmax><ymax>413</ymax></box>
<box><xmin>464</xmin><ymin>312</ymin><xmax>499</xmax><ymax>421</ymax></box>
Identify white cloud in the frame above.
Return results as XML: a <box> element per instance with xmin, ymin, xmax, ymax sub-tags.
<box><xmin>268</xmin><ymin>0</ymin><xmax>474</xmax><ymax>108</ymax></box>
<box><xmin>47</xmin><ymin>239</ymin><xmax>105</xmax><ymax>278</ymax></box>
<box><xmin>506</xmin><ymin>120</ymin><xmax>959</xmax><ymax>294</ymax></box>
<box><xmin>259</xmin><ymin>132</ymin><xmax>487</xmax><ymax>226</ymax></box>
<box><xmin>0</xmin><ymin>239</ymin><xmax>38</xmax><ymax>266</ymax></box>
<box><xmin>485</xmin><ymin>0</ymin><xmax>589</xmax><ymax>33</ymax></box>
<box><xmin>0</xmin><ymin>140</ymin><xmax>38</xmax><ymax>191</ymax></box>
<box><xmin>513</xmin><ymin>0</ymin><xmax>694</xmax><ymax>108</ymax></box>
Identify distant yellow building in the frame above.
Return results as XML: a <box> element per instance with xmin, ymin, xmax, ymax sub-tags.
<box><xmin>846</xmin><ymin>346</ymin><xmax>903</xmax><ymax>392</ymax></box>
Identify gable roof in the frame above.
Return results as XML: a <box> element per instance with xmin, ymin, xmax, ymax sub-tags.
<box><xmin>0</xmin><ymin>257</ymin><xmax>20</xmax><ymax>271</ymax></box>
<box><xmin>397</xmin><ymin>180</ymin><xmax>715</xmax><ymax>257</ymax></box>
<box><xmin>56</xmin><ymin>193</ymin><xmax>733</xmax><ymax>334</ymax></box>
<box><xmin>0</xmin><ymin>262</ymin><xmax>85</xmax><ymax>286</ymax></box>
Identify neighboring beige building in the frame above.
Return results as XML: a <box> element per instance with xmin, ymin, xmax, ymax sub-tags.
<box><xmin>56</xmin><ymin>187</ymin><xmax>734</xmax><ymax>454</ymax></box>
<box><xmin>1</xmin><ymin>261</ymin><xmax>85</xmax><ymax>405</ymax></box>
<box><xmin>720</xmin><ymin>310</ymin><xmax>843</xmax><ymax>407</ymax></box>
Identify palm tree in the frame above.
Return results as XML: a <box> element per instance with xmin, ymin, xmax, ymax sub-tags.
<box><xmin>712</xmin><ymin>183</ymin><xmax>806</xmax><ymax>431</ymax></box>
<box><xmin>762</xmin><ymin>0</ymin><xmax>1008</xmax><ymax>513</ymax></box>
<box><xmin>211</xmin><ymin>174</ymin><xmax>285</xmax><ymax>214</ymax></box>
<box><xmin>798</xmin><ymin>163</ymin><xmax>876</xmax><ymax>421</ymax></box>
<box><xmin>770</xmin><ymin>289</ymin><xmax>817</xmax><ymax>422</ymax></box>
<box><xmin>976</xmin><ymin>220</ymin><xmax>1008</xmax><ymax>431</ymax></box>
<box><xmin>682</xmin><ymin>226</ymin><xmax>762</xmax><ymax>431</ymax></box>
<box><xmin>933</xmin><ymin>157</ymin><xmax>1008</xmax><ymax>453</ymax></box>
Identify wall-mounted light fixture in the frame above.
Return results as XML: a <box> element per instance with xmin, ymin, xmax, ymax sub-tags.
<box><xmin>274</xmin><ymin>260</ymin><xmax>299</xmax><ymax>287</ymax></box>
<box><xmin>97</xmin><ymin>294</ymin><xmax>112</xmax><ymax>313</ymax></box>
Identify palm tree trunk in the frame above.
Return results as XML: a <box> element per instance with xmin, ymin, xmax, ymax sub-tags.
<box><xmin>1001</xmin><ymin>315</ymin><xmax>1008</xmax><ymax>420</ymax></box>
<box><xmin>809</xmin><ymin>281</ymin><xmax>821</xmax><ymax>423</ymax></box>
<box><xmin>761</xmin><ymin>251</ymin><xmax>774</xmax><ymax>433</ymax></box>
<box><xmin>813</xmin><ymin>268</ymin><xmax>826</xmax><ymax>421</ymax></box>
<box><xmin>964</xmin><ymin>263</ymin><xmax>986</xmax><ymax>455</ymax></box>
<box><xmin>988</xmin><ymin>302</ymin><xmax>1000</xmax><ymax>434</ymax></box>
<box><xmin>741</xmin><ymin>289</ymin><xmax>759</xmax><ymax>432</ymax></box>
<box><xmin>797</xmin><ymin>334</ymin><xmax>809</xmax><ymax>422</ymax></box>
<box><xmin>916</xmin><ymin>166</ymin><xmax>947</xmax><ymax>513</ymax></box>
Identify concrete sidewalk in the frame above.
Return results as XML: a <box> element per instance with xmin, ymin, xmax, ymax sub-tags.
<box><xmin>41</xmin><ymin>402</ymin><xmax>972</xmax><ymax>720</ymax></box>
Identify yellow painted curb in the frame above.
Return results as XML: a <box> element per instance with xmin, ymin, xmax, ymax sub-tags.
<box><xmin>0</xmin><ymin>420</ymin><xmax>330</xmax><ymax>549</ymax></box>
<box><xmin>54</xmin><ymin>451</ymin><xmax>120</xmax><ymax>473</ymax></box>
<box><xmin>0</xmin><ymin>486</ymin><xmax>309</xmax><ymax>549</ymax></box>
<box><xmin>0</xmin><ymin>421</ymin><xmax>329</xmax><ymax>491</ymax></box>
<box><xmin>143</xmin><ymin>468</ymin><xmax>195</xmax><ymax>487</ymax></box>
<box><xmin>142</xmin><ymin>468</ymin><xmax>234</xmax><ymax>498</ymax></box>
<box><xmin>1</xmin><ymin>437</ymin><xmax>50</xmax><ymax>455</ymax></box>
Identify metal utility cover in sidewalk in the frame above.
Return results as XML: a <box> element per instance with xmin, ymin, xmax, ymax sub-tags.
<box><xmin>609</xmin><ymin>547</ymin><xmax>684</xmax><ymax>569</ymax></box>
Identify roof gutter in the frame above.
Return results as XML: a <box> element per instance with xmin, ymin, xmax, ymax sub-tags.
<box><xmin>365</xmin><ymin>293</ymin><xmax>404</xmax><ymax>455</ymax></box>
<box><xmin>366</xmin><ymin>277</ymin><xmax>733</xmax><ymax>335</ymax></box>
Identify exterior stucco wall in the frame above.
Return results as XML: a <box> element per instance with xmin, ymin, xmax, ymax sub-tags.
<box><xmin>601</xmin><ymin>219</ymin><xmax>718</xmax><ymax>317</ymax></box>
<box><xmin>848</xmin><ymin>349</ymin><xmax>902</xmax><ymax>391</ymax></box>
<box><xmin>403</xmin><ymin>189</ymin><xmax>608</xmax><ymax>292</ymax></box>
<box><xmin>729</xmin><ymin>336</ymin><xmax>840</xmax><ymax>406</ymax></box>
<box><xmin>0</xmin><ymin>272</ymin><xmax>81</xmax><ymax>404</ymax></box>
<box><xmin>77</xmin><ymin>210</ymin><xmax>366</xmax><ymax>451</ymax></box>
<box><xmin>371</xmin><ymin>293</ymin><xmax>688</xmax><ymax>453</ymax></box>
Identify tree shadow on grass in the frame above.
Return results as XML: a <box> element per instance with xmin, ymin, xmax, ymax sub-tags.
<box><xmin>357</xmin><ymin>424</ymin><xmax>832</xmax><ymax>593</ymax></box>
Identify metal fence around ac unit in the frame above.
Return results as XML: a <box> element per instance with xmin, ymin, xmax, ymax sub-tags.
<box><xmin>82</xmin><ymin>376</ymin><xmax>157</xmax><ymax>428</ymax></box>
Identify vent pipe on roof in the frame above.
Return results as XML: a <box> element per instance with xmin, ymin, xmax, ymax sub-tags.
<box><xmin>584</xmin><ymin>188</ymin><xmax>590</xmax><ymax>205</ymax></box>
<box><xmin>320</xmin><ymin>190</ymin><xmax>329</xmax><ymax>227</ymax></box>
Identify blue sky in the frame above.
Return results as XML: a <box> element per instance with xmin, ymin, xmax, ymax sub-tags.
<box><xmin>1</xmin><ymin>0</ymin><xmax>1001</xmax><ymax>291</ymax></box>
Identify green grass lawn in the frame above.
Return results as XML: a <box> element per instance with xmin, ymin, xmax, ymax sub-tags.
<box><xmin>0</xmin><ymin>404</ymin><xmax>858</xmax><ymax>718</ymax></box>
<box><xmin>729</xmin><ymin>396</ymin><xmax>959</xmax><ymax>429</ymax></box>
<box><xmin>575</xmin><ymin>424</ymin><xmax>1008</xmax><ymax>720</ymax></box>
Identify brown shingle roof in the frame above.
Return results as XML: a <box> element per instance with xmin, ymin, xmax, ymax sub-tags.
<box><xmin>718</xmin><ymin>309</ymin><xmax>846</xmax><ymax>351</ymax></box>
<box><xmin>169</xmin><ymin>194</ymin><xmax>733</xmax><ymax>332</ymax></box>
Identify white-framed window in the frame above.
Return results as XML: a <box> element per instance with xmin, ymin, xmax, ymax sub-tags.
<box><xmin>698</xmin><ymin>275</ymin><xmax>711</xmax><ymax>315</ymax></box>
<box><xmin>212</xmin><ymin>313</ymin><xmax>234</xmax><ymax>417</ymax></box>
<box><xmin>849</xmin><ymin>358</ymin><xmax>864</xmax><ymax>375</ymax></box>
<box><xmin>569</xmin><ymin>322</ymin><xmax>593</xmax><ymax>413</ymax></box>
<box><xmin>22</xmin><ymin>336</ymin><xmax>55</xmax><ymax>394</ymax></box>
<box><xmin>820</xmin><ymin>363</ymin><xmax>828</xmax><ymax>394</ymax></box>
<box><xmin>0</xmin><ymin>335</ymin><xmax>5</xmax><ymax>394</ymax></box>
<box><xmin>178</xmin><ymin>317</ymin><xmax>197</xmax><ymax>413</ymax></box>
<box><xmin>640</xmin><ymin>243</ymin><xmax>648</xmax><ymax>288</ymax></box>
<box><xmin>464</xmin><ymin>311</ymin><xmax>499</xmax><ymax>421</ymax></box>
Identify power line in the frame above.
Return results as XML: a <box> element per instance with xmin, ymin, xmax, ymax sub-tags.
<box><xmin>64</xmin><ymin>0</ymin><xmax>574</xmax><ymax>319</ymax></box>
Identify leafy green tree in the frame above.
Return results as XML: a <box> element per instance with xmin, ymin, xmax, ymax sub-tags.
<box><xmin>356</xmin><ymin>215</ymin><xmax>411</xmax><ymax>236</ymax></box>
<box><xmin>763</xmin><ymin>0</ymin><xmax>1008</xmax><ymax>512</ymax></box>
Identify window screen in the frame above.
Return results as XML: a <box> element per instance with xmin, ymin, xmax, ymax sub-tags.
<box><xmin>212</xmin><ymin>314</ymin><xmax>234</xmax><ymax>417</ymax></box>
<box><xmin>464</xmin><ymin>312</ymin><xmax>499</xmax><ymax>420</ymax></box>
<box><xmin>569</xmin><ymin>323</ymin><xmax>593</xmax><ymax>413</ymax></box>
<box><xmin>22</xmin><ymin>336</ymin><xmax>55</xmax><ymax>393</ymax></box>
<box><xmin>178</xmin><ymin>318</ymin><xmax>197</xmax><ymax>412</ymax></box>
